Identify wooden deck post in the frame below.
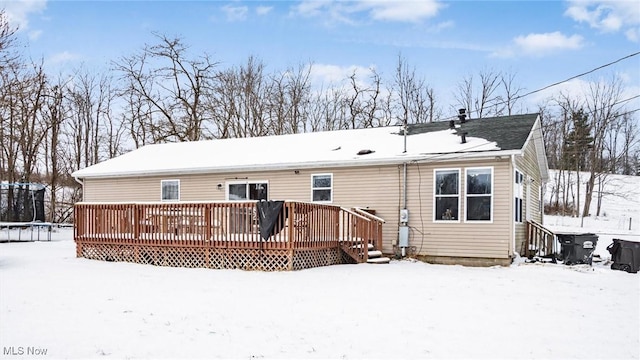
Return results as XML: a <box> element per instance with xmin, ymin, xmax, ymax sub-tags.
<box><xmin>288</xmin><ymin>202</ymin><xmax>295</xmax><ymax>271</ymax></box>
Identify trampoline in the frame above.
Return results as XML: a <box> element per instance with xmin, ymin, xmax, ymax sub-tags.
<box><xmin>0</xmin><ymin>182</ymin><xmax>52</xmax><ymax>241</ymax></box>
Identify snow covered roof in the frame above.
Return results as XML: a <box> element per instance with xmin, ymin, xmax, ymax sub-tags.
<box><xmin>73</xmin><ymin>113</ymin><xmax>540</xmax><ymax>179</ymax></box>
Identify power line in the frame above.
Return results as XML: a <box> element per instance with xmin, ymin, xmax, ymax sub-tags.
<box><xmin>539</xmin><ymin>95</ymin><xmax>640</xmax><ymax>130</ymax></box>
<box><xmin>445</xmin><ymin>51</ymin><xmax>640</xmax><ymax>120</ymax></box>
<box><xmin>517</xmin><ymin>51</ymin><xmax>640</xmax><ymax>101</ymax></box>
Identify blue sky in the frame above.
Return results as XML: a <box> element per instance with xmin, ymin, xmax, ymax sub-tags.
<box><xmin>2</xmin><ymin>0</ymin><xmax>640</xmax><ymax>113</ymax></box>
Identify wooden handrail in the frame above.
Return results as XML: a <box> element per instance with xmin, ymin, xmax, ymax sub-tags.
<box><xmin>525</xmin><ymin>220</ymin><xmax>556</xmax><ymax>259</ymax></box>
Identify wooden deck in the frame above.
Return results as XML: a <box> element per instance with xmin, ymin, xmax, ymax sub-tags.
<box><xmin>74</xmin><ymin>201</ymin><xmax>384</xmax><ymax>271</ymax></box>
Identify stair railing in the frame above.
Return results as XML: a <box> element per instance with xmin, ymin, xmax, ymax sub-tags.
<box><xmin>525</xmin><ymin>220</ymin><xmax>556</xmax><ymax>258</ymax></box>
<box><xmin>352</xmin><ymin>207</ymin><xmax>385</xmax><ymax>252</ymax></box>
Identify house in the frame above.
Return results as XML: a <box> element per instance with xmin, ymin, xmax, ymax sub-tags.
<box><xmin>72</xmin><ymin>112</ymin><xmax>550</xmax><ymax>268</ymax></box>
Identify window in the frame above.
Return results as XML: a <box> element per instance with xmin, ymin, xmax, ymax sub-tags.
<box><xmin>515</xmin><ymin>170</ymin><xmax>524</xmax><ymax>223</ymax></box>
<box><xmin>161</xmin><ymin>180</ymin><xmax>180</xmax><ymax>201</ymax></box>
<box><xmin>227</xmin><ymin>181</ymin><xmax>268</xmax><ymax>201</ymax></box>
<box><xmin>466</xmin><ymin>167</ymin><xmax>493</xmax><ymax>221</ymax></box>
<box><xmin>434</xmin><ymin>169</ymin><xmax>460</xmax><ymax>221</ymax></box>
<box><xmin>311</xmin><ymin>174</ymin><xmax>332</xmax><ymax>202</ymax></box>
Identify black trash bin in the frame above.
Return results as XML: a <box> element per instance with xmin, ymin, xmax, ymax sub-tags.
<box><xmin>607</xmin><ymin>239</ymin><xmax>640</xmax><ymax>273</ymax></box>
<box><xmin>556</xmin><ymin>233</ymin><xmax>598</xmax><ymax>265</ymax></box>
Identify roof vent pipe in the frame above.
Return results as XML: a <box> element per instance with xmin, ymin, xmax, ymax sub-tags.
<box><xmin>449</xmin><ymin>120</ymin><xmax>455</xmax><ymax>129</ymax></box>
<box><xmin>458</xmin><ymin>108</ymin><xmax>467</xmax><ymax>124</ymax></box>
<box><xmin>460</xmin><ymin>131</ymin><xmax>468</xmax><ymax>144</ymax></box>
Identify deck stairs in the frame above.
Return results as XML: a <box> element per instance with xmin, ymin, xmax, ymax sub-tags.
<box><xmin>342</xmin><ymin>242</ymin><xmax>391</xmax><ymax>264</ymax></box>
<box><xmin>524</xmin><ymin>220</ymin><xmax>557</xmax><ymax>259</ymax></box>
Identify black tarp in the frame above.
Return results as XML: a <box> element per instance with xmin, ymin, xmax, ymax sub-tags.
<box><xmin>256</xmin><ymin>200</ymin><xmax>286</xmax><ymax>240</ymax></box>
<box><xmin>0</xmin><ymin>184</ymin><xmax>45</xmax><ymax>222</ymax></box>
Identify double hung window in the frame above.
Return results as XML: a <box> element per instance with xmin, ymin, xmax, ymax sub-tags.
<box><xmin>515</xmin><ymin>170</ymin><xmax>524</xmax><ymax>223</ymax></box>
<box><xmin>161</xmin><ymin>180</ymin><xmax>180</xmax><ymax>201</ymax></box>
<box><xmin>434</xmin><ymin>169</ymin><xmax>460</xmax><ymax>221</ymax></box>
<box><xmin>465</xmin><ymin>168</ymin><xmax>493</xmax><ymax>221</ymax></box>
<box><xmin>311</xmin><ymin>174</ymin><xmax>332</xmax><ymax>202</ymax></box>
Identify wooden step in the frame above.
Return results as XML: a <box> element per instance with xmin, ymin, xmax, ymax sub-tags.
<box><xmin>368</xmin><ymin>250</ymin><xmax>383</xmax><ymax>258</ymax></box>
<box><xmin>367</xmin><ymin>257</ymin><xmax>390</xmax><ymax>264</ymax></box>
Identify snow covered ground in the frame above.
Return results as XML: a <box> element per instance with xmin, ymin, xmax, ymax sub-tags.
<box><xmin>1</xmin><ymin>227</ymin><xmax>639</xmax><ymax>360</ymax></box>
<box><xmin>1</xmin><ymin>172</ymin><xmax>639</xmax><ymax>359</ymax></box>
<box><xmin>545</xmin><ymin>171</ymin><xmax>640</xmax><ymax>258</ymax></box>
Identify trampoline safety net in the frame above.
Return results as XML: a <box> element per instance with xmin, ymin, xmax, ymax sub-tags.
<box><xmin>0</xmin><ymin>183</ymin><xmax>46</xmax><ymax>222</ymax></box>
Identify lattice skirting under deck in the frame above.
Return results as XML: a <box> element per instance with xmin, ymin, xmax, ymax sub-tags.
<box><xmin>76</xmin><ymin>242</ymin><xmax>346</xmax><ymax>271</ymax></box>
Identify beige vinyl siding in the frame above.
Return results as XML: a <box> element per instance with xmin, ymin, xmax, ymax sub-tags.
<box><xmin>82</xmin><ymin>166</ymin><xmax>401</xmax><ymax>252</ymax></box>
<box><xmin>514</xmin><ymin>131</ymin><xmax>544</xmax><ymax>255</ymax></box>
<box><xmin>81</xmin><ymin>158</ymin><xmax>514</xmax><ymax>259</ymax></box>
<box><xmin>404</xmin><ymin>158</ymin><xmax>512</xmax><ymax>259</ymax></box>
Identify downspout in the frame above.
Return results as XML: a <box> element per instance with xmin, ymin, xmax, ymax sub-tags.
<box><xmin>74</xmin><ymin>177</ymin><xmax>84</xmax><ymax>202</ymax></box>
<box><xmin>399</xmin><ymin>122</ymin><xmax>409</xmax><ymax>257</ymax></box>
<box><xmin>510</xmin><ymin>154</ymin><xmax>516</xmax><ymax>259</ymax></box>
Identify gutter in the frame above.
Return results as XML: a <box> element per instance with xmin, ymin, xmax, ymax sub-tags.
<box><xmin>73</xmin><ymin>149</ymin><xmax>522</xmax><ymax>180</ymax></box>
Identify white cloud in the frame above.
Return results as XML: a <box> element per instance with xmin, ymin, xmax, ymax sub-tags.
<box><xmin>492</xmin><ymin>32</ymin><xmax>584</xmax><ymax>58</ymax></box>
<box><xmin>361</xmin><ymin>0</ymin><xmax>443</xmax><ymax>22</ymax></box>
<box><xmin>309</xmin><ymin>63</ymin><xmax>373</xmax><ymax>85</ymax></box>
<box><xmin>28</xmin><ymin>29</ymin><xmax>42</xmax><ymax>40</ymax></box>
<box><xmin>0</xmin><ymin>0</ymin><xmax>47</xmax><ymax>31</ymax></box>
<box><xmin>221</xmin><ymin>4</ymin><xmax>248</xmax><ymax>22</ymax></box>
<box><xmin>624</xmin><ymin>27</ymin><xmax>639</xmax><ymax>42</ymax></box>
<box><xmin>565</xmin><ymin>0</ymin><xmax>640</xmax><ymax>40</ymax></box>
<box><xmin>48</xmin><ymin>51</ymin><xmax>80</xmax><ymax>64</ymax></box>
<box><xmin>431</xmin><ymin>20</ymin><xmax>454</xmax><ymax>32</ymax></box>
<box><xmin>256</xmin><ymin>6</ymin><xmax>273</xmax><ymax>16</ymax></box>
<box><xmin>514</xmin><ymin>32</ymin><xmax>584</xmax><ymax>53</ymax></box>
<box><xmin>292</xmin><ymin>0</ymin><xmax>443</xmax><ymax>24</ymax></box>
<box><xmin>530</xmin><ymin>78</ymin><xmax>591</xmax><ymax>104</ymax></box>
<box><xmin>307</xmin><ymin>63</ymin><xmax>382</xmax><ymax>95</ymax></box>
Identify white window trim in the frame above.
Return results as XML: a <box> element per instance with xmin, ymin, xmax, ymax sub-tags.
<box><xmin>225</xmin><ymin>180</ymin><xmax>269</xmax><ymax>201</ymax></box>
<box><xmin>464</xmin><ymin>166</ymin><xmax>494</xmax><ymax>223</ymax></box>
<box><xmin>311</xmin><ymin>173</ymin><xmax>333</xmax><ymax>203</ymax></box>
<box><xmin>515</xmin><ymin>169</ymin><xmax>524</xmax><ymax>223</ymax></box>
<box><xmin>433</xmin><ymin>168</ymin><xmax>461</xmax><ymax>223</ymax></box>
<box><xmin>526</xmin><ymin>175</ymin><xmax>532</xmax><ymax>221</ymax></box>
<box><xmin>160</xmin><ymin>179</ymin><xmax>180</xmax><ymax>202</ymax></box>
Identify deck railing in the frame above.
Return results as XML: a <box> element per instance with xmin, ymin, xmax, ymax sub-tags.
<box><xmin>74</xmin><ymin>201</ymin><xmax>385</xmax><ymax>269</ymax></box>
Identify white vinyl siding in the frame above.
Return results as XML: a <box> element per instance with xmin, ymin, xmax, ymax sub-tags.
<box><xmin>161</xmin><ymin>180</ymin><xmax>180</xmax><ymax>201</ymax></box>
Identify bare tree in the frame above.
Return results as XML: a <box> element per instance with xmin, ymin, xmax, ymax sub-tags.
<box><xmin>454</xmin><ymin>69</ymin><xmax>503</xmax><ymax>118</ymax></box>
<box><xmin>344</xmin><ymin>67</ymin><xmax>383</xmax><ymax>128</ymax></box>
<box><xmin>501</xmin><ymin>71</ymin><xmax>524</xmax><ymax>116</ymax></box>
<box><xmin>0</xmin><ymin>10</ymin><xmax>18</xmax><ymax>72</ymax></box>
<box><xmin>305</xmin><ymin>86</ymin><xmax>349</xmax><ymax>131</ymax></box>
<box><xmin>113</xmin><ymin>33</ymin><xmax>218</xmax><ymax>143</ymax></box>
<box><xmin>392</xmin><ymin>55</ymin><xmax>436</xmax><ymax>124</ymax></box>
<box><xmin>212</xmin><ymin>56</ymin><xmax>268</xmax><ymax>138</ymax></box>
<box><xmin>581</xmin><ymin>75</ymin><xmax>625</xmax><ymax>218</ymax></box>
<box><xmin>266</xmin><ymin>63</ymin><xmax>312</xmax><ymax>134</ymax></box>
